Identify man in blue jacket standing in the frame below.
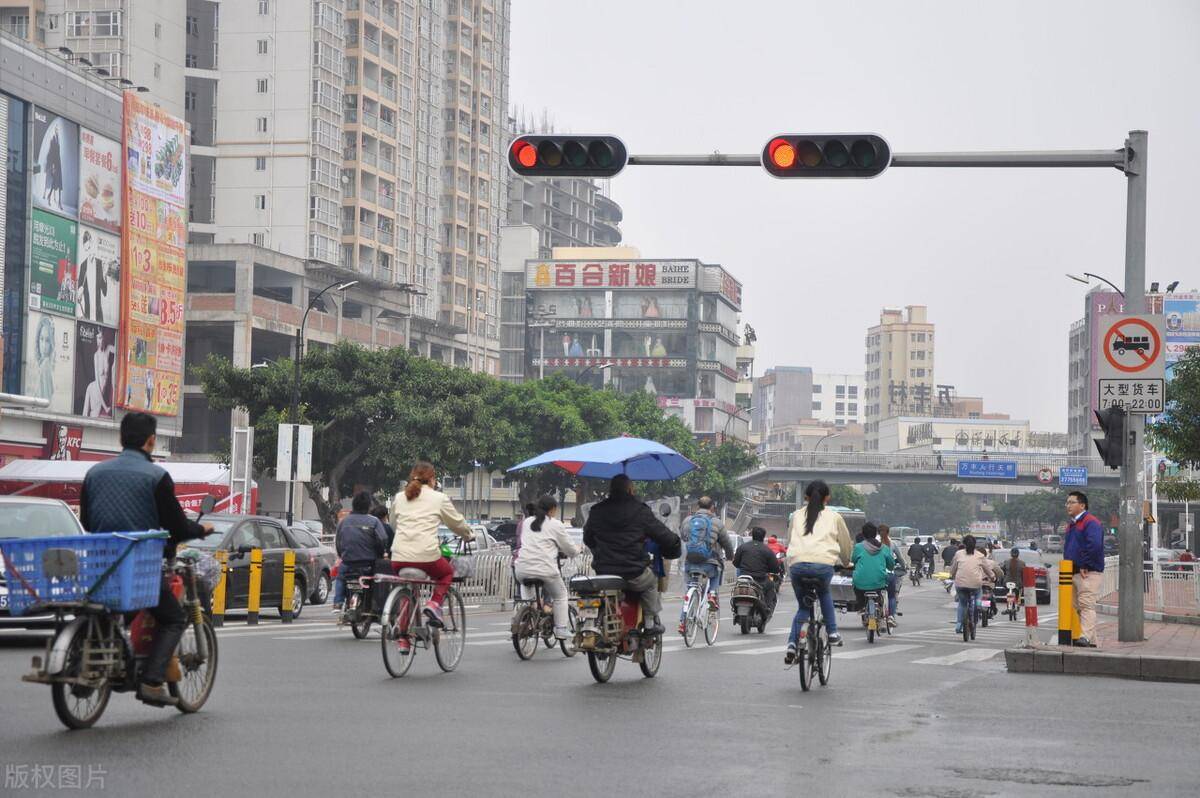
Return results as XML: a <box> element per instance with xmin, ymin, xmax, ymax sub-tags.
<box><xmin>1063</xmin><ymin>491</ymin><xmax>1104</xmax><ymax>647</ymax></box>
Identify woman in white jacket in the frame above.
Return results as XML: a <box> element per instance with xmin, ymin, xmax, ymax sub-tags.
<box><xmin>513</xmin><ymin>495</ymin><xmax>579</xmax><ymax>639</ymax></box>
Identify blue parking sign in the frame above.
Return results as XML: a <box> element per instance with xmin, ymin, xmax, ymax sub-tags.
<box><xmin>1059</xmin><ymin>466</ymin><xmax>1088</xmax><ymax>486</ymax></box>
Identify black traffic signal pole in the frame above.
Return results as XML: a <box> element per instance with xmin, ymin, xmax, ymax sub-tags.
<box><xmin>620</xmin><ymin>133</ymin><xmax>1148</xmax><ymax>640</ymax></box>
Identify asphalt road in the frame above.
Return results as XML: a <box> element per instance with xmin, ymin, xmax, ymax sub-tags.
<box><xmin>0</xmin><ymin>571</ymin><xmax>1195</xmax><ymax>797</ymax></box>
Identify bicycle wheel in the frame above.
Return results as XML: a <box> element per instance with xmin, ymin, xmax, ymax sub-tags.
<box><xmin>381</xmin><ymin>588</ymin><xmax>417</xmax><ymax>678</ymax></box>
<box><xmin>739</xmin><ymin>615</ymin><xmax>751</xmax><ymax>635</ymax></box>
<box><xmin>587</xmin><ymin>651</ymin><xmax>617</xmax><ymax>683</ymax></box>
<box><xmin>434</xmin><ymin>588</ymin><xmax>466</xmax><ymax>672</ymax></box>
<box><xmin>798</xmin><ymin>646</ymin><xmax>811</xmax><ymax>692</ymax></box>
<box><xmin>639</xmin><ymin>633</ymin><xmax>662</xmax><ymax>678</ymax></box>
<box><xmin>50</xmin><ymin>622</ymin><xmax>112</xmax><ymax>730</ymax></box>
<box><xmin>511</xmin><ymin>605</ymin><xmax>539</xmax><ymax>660</ymax></box>
<box><xmin>682</xmin><ymin>593</ymin><xmax>700</xmax><ymax>648</ymax></box>
<box><xmin>351</xmin><ymin>618</ymin><xmax>373</xmax><ymax>639</ymax></box>
<box><xmin>866</xmin><ymin>598</ymin><xmax>876</xmax><ymax>644</ymax></box>
<box><xmin>981</xmin><ymin>608</ymin><xmax>989</xmax><ymax>628</ymax></box>
<box><xmin>559</xmin><ymin>605</ymin><xmax>579</xmax><ymax>658</ymax></box>
<box><xmin>171</xmin><ymin>615</ymin><xmax>218</xmax><ymax>713</ymax></box>
<box><xmin>817</xmin><ymin>625</ymin><xmax>832</xmax><ymax>686</ymax></box>
<box><xmin>704</xmin><ymin>605</ymin><xmax>719</xmax><ymax>646</ymax></box>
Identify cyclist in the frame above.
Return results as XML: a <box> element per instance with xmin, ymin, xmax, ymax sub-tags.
<box><xmin>941</xmin><ymin>538</ymin><xmax>960</xmax><ymax>568</ymax></box>
<box><xmin>78</xmin><ymin>412</ymin><xmax>211</xmax><ymax>707</ymax></box>
<box><xmin>923</xmin><ymin>538</ymin><xmax>938</xmax><ymax>576</ymax></box>
<box><xmin>732</xmin><ymin>526</ymin><xmax>784</xmax><ymax>614</ymax></box>
<box><xmin>949</xmin><ymin>534</ymin><xmax>999</xmax><ymax>634</ymax></box>
<box><xmin>389</xmin><ymin>461</ymin><xmax>474</xmax><ymax>650</ymax></box>
<box><xmin>370</xmin><ymin>504</ymin><xmax>395</xmax><ymax>550</ymax></box>
<box><xmin>1001</xmin><ymin>546</ymin><xmax>1028</xmax><ymax>607</ymax></box>
<box><xmin>878</xmin><ymin>524</ymin><xmax>902</xmax><ymax>624</ymax></box>
<box><xmin>784</xmin><ymin>480</ymin><xmax>854</xmax><ymax>664</ymax></box>
<box><xmin>332</xmin><ymin>491</ymin><xmax>389</xmax><ymax>613</ymax></box>
<box><xmin>678</xmin><ymin>497</ymin><xmax>734</xmax><ymax>633</ymax></box>
<box><xmin>512</xmin><ymin>495</ymin><xmax>578</xmax><ymax>640</ymax></box>
<box><xmin>907</xmin><ymin>537</ymin><xmax>927</xmax><ymax>577</ymax></box>
<box><xmin>583</xmin><ymin>474</ymin><xmax>682</xmax><ymax>635</ymax></box>
<box><xmin>852</xmin><ymin>523</ymin><xmax>896</xmax><ymax>625</ymax></box>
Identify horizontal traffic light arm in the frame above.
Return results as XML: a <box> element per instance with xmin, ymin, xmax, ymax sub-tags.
<box><xmin>621</xmin><ymin>149</ymin><xmax>1127</xmax><ymax>169</ymax></box>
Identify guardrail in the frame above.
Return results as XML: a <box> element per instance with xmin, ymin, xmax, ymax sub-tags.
<box><xmin>755</xmin><ymin>450</ymin><xmax>1106</xmax><ymax>477</ymax></box>
<box><xmin>1097</xmin><ymin>555</ymin><xmax>1199</xmax><ymax>617</ymax></box>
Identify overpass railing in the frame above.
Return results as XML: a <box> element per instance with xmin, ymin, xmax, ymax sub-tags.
<box><xmin>754</xmin><ymin>450</ymin><xmax>1107</xmax><ymax>478</ymax></box>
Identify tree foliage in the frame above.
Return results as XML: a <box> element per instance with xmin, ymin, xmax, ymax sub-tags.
<box><xmin>994</xmin><ymin>488</ymin><xmax>1118</xmax><ymax>535</ymax></box>
<box><xmin>1150</xmin><ymin>346</ymin><xmax>1200</xmax><ymax>468</ymax></box>
<box><xmin>830</xmin><ymin>485</ymin><xmax>867</xmax><ymax>510</ymax></box>
<box><xmin>866</xmin><ymin>483</ymin><xmax>974</xmax><ymax>534</ymax></box>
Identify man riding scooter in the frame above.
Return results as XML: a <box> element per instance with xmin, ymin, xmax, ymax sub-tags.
<box><xmin>733</xmin><ymin>526</ymin><xmax>784</xmax><ymax>615</ymax></box>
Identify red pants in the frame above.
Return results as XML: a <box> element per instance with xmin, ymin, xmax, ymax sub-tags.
<box><xmin>391</xmin><ymin>558</ymin><xmax>454</xmax><ymax>605</ymax></box>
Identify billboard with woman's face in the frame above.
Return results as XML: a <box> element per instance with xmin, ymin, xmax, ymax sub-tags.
<box><xmin>23</xmin><ymin>311</ymin><xmax>75</xmax><ymax>415</ymax></box>
<box><xmin>74</xmin><ymin>321</ymin><xmax>116</xmax><ymax>418</ymax></box>
<box><xmin>32</xmin><ymin>108</ymin><xmax>80</xmax><ymax>219</ymax></box>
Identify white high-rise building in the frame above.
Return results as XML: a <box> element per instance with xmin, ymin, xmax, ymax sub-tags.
<box><xmin>810</xmin><ymin>372</ymin><xmax>865</xmax><ymax>426</ymax></box>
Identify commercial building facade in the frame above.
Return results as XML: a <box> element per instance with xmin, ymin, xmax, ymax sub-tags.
<box><xmin>864</xmin><ymin>305</ymin><xmax>936</xmax><ymax>451</ymax></box>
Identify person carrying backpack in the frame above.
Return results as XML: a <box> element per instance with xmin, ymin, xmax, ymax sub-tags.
<box><xmin>677</xmin><ymin>497</ymin><xmax>734</xmax><ymax>634</ymax></box>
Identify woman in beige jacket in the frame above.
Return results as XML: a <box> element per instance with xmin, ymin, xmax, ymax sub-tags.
<box><xmin>389</xmin><ymin>461</ymin><xmax>474</xmax><ymax>633</ymax></box>
<box><xmin>949</xmin><ymin>534</ymin><xmax>998</xmax><ymax>634</ymax></box>
<box><xmin>784</xmin><ymin>480</ymin><xmax>854</xmax><ymax>663</ymax></box>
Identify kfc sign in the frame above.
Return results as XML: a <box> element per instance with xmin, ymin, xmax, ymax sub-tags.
<box><xmin>44</xmin><ymin>422</ymin><xmax>83</xmax><ymax>461</ymax></box>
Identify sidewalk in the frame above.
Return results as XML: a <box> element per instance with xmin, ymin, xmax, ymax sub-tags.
<box><xmin>1005</xmin><ymin>618</ymin><xmax>1200</xmax><ymax>683</ymax></box>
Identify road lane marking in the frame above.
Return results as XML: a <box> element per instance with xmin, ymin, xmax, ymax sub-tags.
<box><xmin>912</xmin><ymin>648</ymin><xmax>1003</xmax><ymax>666</ymax></box>
<box><xmin>831</xmin><ymin>644</ymin><xmax>924</xmax><ymax>660</ymax></box>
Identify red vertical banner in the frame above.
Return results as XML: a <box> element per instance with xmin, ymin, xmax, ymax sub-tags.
<box><xmin>116</xmin><ymin>92</ymin><xmax>188</xmax><ymax>416</ymax></box>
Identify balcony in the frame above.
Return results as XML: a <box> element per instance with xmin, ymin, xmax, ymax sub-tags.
<box><xmin>362</xmin><ymin>111</ymin><xmax>379</xmax><ymax>130</ymax></box>
<box><xmin>346</xmin><ymin>33</ymin><xmax>360</xmax><ymax>47</ymax></box>
<box><xmin>379</xmin><ymin>193</ymin><xmax>395</xmax><ymax>210</ymax></box>
<box><xmin>379</xmin><ymin>118</ymin><xmax>396</xmax><ymax>138</ymax></box>
<box><xmin>363</xmin><ymin>37</ymin><xmax>380</xmax><ymax>56</ymax></box>
<box><xmin>361</xmin><ymin>187</ymin><xmax>377</xmax><ymax>204</ymax></box>
<box><xmin>379</xmin><ymin>156</ymin><xmax>395</xmax><ymax>173</ymax></box>
<box><xmin>344</xmin><ymin>107</ymin><xmax>359</xmax><ymax>123</ymax></box>
<box><xmin>364</xmin><ymin>75</ymin><xmax>379</xmax><ymax>94</ymax></box>
<box><xmin>361</xmin><ymin>225</ymin><xmax>376</xmax><ymax>241</ymax></box>
<box><xmin>342</xmin><ymin>219</ymin><xmax>356</xmax><ymax>236</ymax></box>
<box><xmin>382</xmin><ymin>83</ymin><xmax>397</xmax><ymax>102</ymax></box>
<box><xmin>362</xmin><ymin>150</ymin><xmax>378</xmax><ymax>167</ymax></box>
<box><xmin>383</xmin><ymin>10</ymin><xmax>398</xmax><ymax>29</ymax></box>
<box><xmin>378</xmin><ymin>228</ymin><xmax>394</xmax><ymax>246</ymax></box>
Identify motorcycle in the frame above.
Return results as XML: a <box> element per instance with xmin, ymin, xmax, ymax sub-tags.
<box><xmin>996</xmin><ymin>580</ymin><xmax>1022</xmax><ymax>621</ymax></box>
<box><xmin>979</xmin><ymin>584</ymin><xmax>998</xmax><ymax>627</ymax></box>
<box><xmin>569</xmin><ymin>574</ymin><xmax>663</xmax><ymax>683</ymax></box>
<box><xmin>730</xmin><ymin>574</ymin><xmax>776</xmax><ymax>634</ymax></box>
<box><xmin>340</xmin><ymin>572</ymin><xmax>379</xmax><ymax>639</ymax></box>
<box><xmin>909</xmin><ymin>562</ymin><xmax>923</xmax><ymax>587</ymax></box>
<box><xmin>4</xmin><ymin>497</ymin><xmax>220</xmax><ymax>730</ymax></box>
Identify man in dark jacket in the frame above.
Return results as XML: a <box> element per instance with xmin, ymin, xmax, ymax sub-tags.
<box><xmin>583</xmin><ymin>474</ymin><xmax>681</xmax><ymax>634</ymax></box>
<box><xmin>79</xmin><ymin>412</ymin><xmax>210</xmax><ymax>707</ymax></box>
<box><xmin>942</xmin><ymin>539</ymin><xmax>959</xmax><ymax>568</ymax></box>
<box><xmin>1064</xmin><ymin>491</ymin><xmax>1105</xmax><ymax>647</ymax></box>
<box><xmin>733</xmin><ymin>527</ymin><xmax>784</xmax><ymax>612</ymax></box>
<box><xmin>907</xmin><ymin>539</ymin><xmax>926</xmax><ymax>574</ymax></box>
<box><xmin>923</xmin><ymin>538</ymin><xmax>938</xmax><ymax>575</ymax></box>
<box><xmin>332</xmin><ymin>492</ymin><xmax>390</xmax><ymax>611</ymax></box>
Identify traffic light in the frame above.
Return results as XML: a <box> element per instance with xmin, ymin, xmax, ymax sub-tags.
<box><xmin>1093</xmin><ymin>406</ymin><xmax>1126</xmax><ymax>469</ymax></box>
<box><xmin>507</xmin><ymin>135</ymin><xmax>627</xmax><ymax>178</ymax></box>
<box><xmin>761</xmin><ymin>134</ymin><xmax>891</xmax><ymax>178</ymax></box>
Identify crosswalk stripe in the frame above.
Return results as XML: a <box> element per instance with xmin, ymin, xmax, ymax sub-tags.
<box><xmin>912</xmin><ymin>648</ymin><xmax>1003</xmax><ymax>666</ymax></box>
<box><xmin>834</xmin><ymin>644</ymin><xmax>924</xmax><ymax>660</ymax></box>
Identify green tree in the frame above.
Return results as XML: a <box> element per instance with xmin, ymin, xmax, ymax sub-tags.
<box><xmin>1150</xmin><ymin>346</ymin><xmax>1200</xmax><ymax>500</ymax></box>
<box><xmin>830</xmin><ymin>485</ymin><xmax>867</xmax><ymax>510</ymax></box>
<box><xmin>866</xmin><ymin>483</ymin><xmax>974</xmax><ymax>534</ymax></box>
<box><xmin>683</xmin><ymin>440</ymin><xmax>761</xmax><ymax>509</ymax></box>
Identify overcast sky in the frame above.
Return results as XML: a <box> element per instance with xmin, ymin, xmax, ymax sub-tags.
<box><xmin>509</xmin><ymin>0</ymin><xmax>1200</xmax><ymax>431</ymax></box>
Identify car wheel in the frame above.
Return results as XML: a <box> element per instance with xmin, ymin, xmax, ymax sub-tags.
<box><xmin>310</xmin><ymin>572</ymin><xmax>331</xmax><ymax>605</ymax></box>
<box><xmin>1037</xmin><ymin>593</ymin><xmax>1050</xmax><ymax>605</ymax></box>
<box><xmin>283</xmin><ymin>578</ymin><xmax>305</xmax><ymax>619</ymax></box>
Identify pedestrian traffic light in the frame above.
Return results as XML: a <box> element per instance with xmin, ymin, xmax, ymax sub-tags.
<box><xmin>1093</xmin><ymin>406</ymin><xmax>1126</xmax><ymax>469</ymax></box>
<box><xmin>507</xmin><ymin>135</ymin><xmax>627</xmax><ymax>178</ymax></box>
<box><xmin>761</xmin><ymin>134</ymin><xmax>891</xmax><ymax>178</ymax></box>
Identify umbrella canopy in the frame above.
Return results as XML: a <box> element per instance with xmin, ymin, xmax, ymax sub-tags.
<box><xmin>507</xmin><ymin>436</ymin><xmax>696</xmax><ymax>481</ymax></box>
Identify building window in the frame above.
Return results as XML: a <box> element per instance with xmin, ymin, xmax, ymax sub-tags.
<box><xmin>255</xmin><ymin>157</ymin><xmax>267</xmax><ymax>171</ymax></box>
<box><xmin>257</xmin><ymin>78</ymin><xmax>269</xmax><ymax>93</ymax></box>
<box><xmin>849</xmin><ymin>403</ymin><xmax>858</xmax><ymax>413</ymax></box>
<box><xmin>258</xmin><ymin>38</ymin><xmax>269</xmax><ymax>54</ymax></box>
<box><xmin>155</xmin><ymin>22</ymin><xmax>162</xmax><ymax>38</ymax></box>
<box><xmin>251</xmin><ymin>232</ymin><xmax>265</xmax><ymax>246</ymax></box>
<box><xmin>836</xmin><ymin>402</ymin><xmax>845</xmax><ymax>414</ymax></box>
<box><xmin>94</xmin><ymin>10</ymin><xmax>121</xmax><ymax>36</ymax></box>
<box><xmin>184</xmin><ymin>91</ymin><xmax>196</xmax><ymax>110</ymax></box>
<box><xmin>256</xmin><ymin>117</ymin><xmax>268</xmax><ymax>133</ymax></box>
<box><xmin>153</xmin><ymin>62</ymin><xmax>162</xmax><ymax>78</ymax></box>
<box><xmin>812</xmin><ymin>401</ymin><xmax>822</xmax><ymax>411</ymax></box>
<box><xmin>812</xmin><ymin>384</ymin><xmax>822</xmax><ymax>394</ymax></box>
<box><xmin>849</xmin><ymin>386</ymin><xmax>858</xmax><ymax>398</ymax></box>
<box><xmin>185</xmin><ymin>53</ymin><xmax>198</xmax><ymax>68</ymax></box>
<box><xmin>254</xmin><ymin>194</ymin><xmax>267</xmax><ymax>210</ymax></box>
<box><xmin>835</xmin><ymin>385</ymin><xmax>845</xmax><ymax>397</ymax></box>
<box><xmin>258</xmin><ymin>0</ymin><xmax>270</xmax><ymax>14</ymax></box>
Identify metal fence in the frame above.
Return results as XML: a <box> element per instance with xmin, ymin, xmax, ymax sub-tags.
<box><xmin>454</xmin><ymin>551</ymin><xmax>597</xmax><ymax>609</ymax></box>
<box><xmin>1097</xmin><ymin>555</ymin><xmax>1199</xmax><ymax>616</ymax></box>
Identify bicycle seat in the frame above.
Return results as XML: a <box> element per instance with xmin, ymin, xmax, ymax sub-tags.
<box><xmin>570</xmin><ymin>575</ymin><xmax>625</xmax><ymax>593</ymax></box>
<box><xmin>520</xmin><ymin>578</ymin><xmax>545</xmax><ymax>588</ymax></box>
<box><xmin>795</xmin><ymin>576</ymin><xmax>825</xmax><ymax>591</ymax></box>
<box><xmin>394</xmin><ymin>567</ymin><xmax>428</xmax><ymax>580</ymax></box>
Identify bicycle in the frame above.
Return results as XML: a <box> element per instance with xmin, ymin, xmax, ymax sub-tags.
<box><xmin>377</xmin><ymin>569</ymin><xmax>467</xmax><ymax>677</ymax></box>
<box><xmin>909</xmin><ymin>562</ymin><xmax>923</xmax><ymax>587</ymax></box>
<box><xmin>956</xmin><ymin>586</ymin><xmax>979</xmax><ymax>642</ymax></box>
<box><xmin>792</xmin><ymin>576</ymin><xmax>831</xmax><ymax>691</ymax></box>
<box><xmin>860</xmin><ymin>588</ymin><xmax>890</xmax><ymax>644</ymax></box>
<box><xmin>511</xmin><ymin>577</ymin><xmax>579</xmax><ymax>659</ymax></box>
<box><xmin>680</xmin><ymin>568</ymin><xmax>719</xmax><ymax>648</ymax></box>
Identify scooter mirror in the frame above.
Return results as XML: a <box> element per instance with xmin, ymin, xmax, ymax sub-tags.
<box><xmin>200</xmin><ymin>495</ymin><xmax>217</xmax><ymax>515</ymax></box>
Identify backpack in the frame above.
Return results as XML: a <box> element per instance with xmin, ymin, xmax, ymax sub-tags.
<box><xmin>685</xmin><ymin>515</ymin><xmax>714</xmax><ymax>564</ymax></box>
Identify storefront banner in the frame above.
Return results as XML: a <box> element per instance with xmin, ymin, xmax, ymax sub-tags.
<box><xmin>77</xmin><ymin>128</ymin><xmax>121</xmax><ymax>233</ymax></box>
<box><xmin>29</xmin><ymin>209</ymin><xmax>78</xmax><ymax>317</ymax></box>
<box><xmin>527</xmin><ymin>260</ymin><xmax>696</xmax><ymax>290</ymax></box>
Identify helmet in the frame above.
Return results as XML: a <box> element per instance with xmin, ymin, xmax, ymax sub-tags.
<box><xmin>1010</xmin><ymin>547</ymin><xmax>1020</xmax><ymax>558</ymax></box>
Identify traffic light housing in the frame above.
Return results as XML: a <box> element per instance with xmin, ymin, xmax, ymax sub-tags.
<box><xmin>762</xmin><ymin>134</ymin><xmax>891</xmax><ymax>178</ymax></box>
<box><xmin>507</xmin><ymin>135</ymin><xmax>627</xmax><ymax>178</ymax></box>
<box><xmin>1093</xmin><ymin>406</ymin><xmax>1126</xmax><ymax>469</ymax></box>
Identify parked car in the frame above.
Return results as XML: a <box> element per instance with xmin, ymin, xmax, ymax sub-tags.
<box><xmin>1041</xmin><ymin>535</ymin><xmax>1063</xmax><ymax>553</ymax></box>
<box><xmin>298</xmin><ymin>519</ymin><xmax>332</xmax><ymax>544</ymax></box>
<box><xmin>991</xmin><ymin>548</ymin><xmax>1051</xmax><ymax>604</ymax></box>
<box><xmin>437</xmin><ymin>525</ymin><xmax>509</xmax><ymax>554</ymax></box>
<box><xmin>488</xmin><ymin>520</ymin><xmax>520</xmax><ymax>548</ymax></box>
<box><xmin>287</xmin><ymin>524</ymin><xmax>337</xmax><ymax>604</ymax></box>
<box><xmin>0</xmin><ymin>497</ymin><xmax>86</xmax><ymax>628</ymax></box>
<box><xmin>183</xmin><ymin>514</ymin><xmax>321</xmax><ymax>618</ymax></box>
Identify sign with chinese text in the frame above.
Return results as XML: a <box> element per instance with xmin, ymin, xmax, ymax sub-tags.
<box><xmin>29</xmin><ymin>209</ymin><xmax>77</xmax><ymax>317</ymax></box>
<box><xmin>77</xmin><ymin>128</ymin><xmax>122</xmax><ymax>233</ymax></box>
<box><xmin>1059</xmin><ymin>466</ymin><xmax>1088</xmax><ymax>486</ymax></box>
<box><xmin>1096</xmin><ymin>314</ymin><xmax>1165</xmax><ymax>415</ymax></box>
<box><xmin>527</xmin><ymin>260</ymin><xmax>696</xmax><ymax>290</ymax></box>
<box><xmin>956</xmin><ymin>460</ymin><xmax>1018</xmax><ymax>480</ymax></box>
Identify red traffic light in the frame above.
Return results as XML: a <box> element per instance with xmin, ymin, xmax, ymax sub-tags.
<box><xmin>761</xmin><ymin>134</ymin><xmax>891</xmax><ymax>178</ymax></box>
<box><xmin>507</xmin><ymin>135</ymin><xmax>627</xmax><ymax>178</ymax></box>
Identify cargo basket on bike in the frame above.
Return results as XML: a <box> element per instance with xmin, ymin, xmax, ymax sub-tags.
<box><xmin>0</xmin><ymin>531</ymin><xmax>166</xmax><ymax>616</ymax></box>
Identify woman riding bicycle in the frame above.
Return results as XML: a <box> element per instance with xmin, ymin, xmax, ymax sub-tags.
<box><xmin>512</xmin><ymin>495</ymin><xmax>578</xmax><ymax>640</ymax></box>
<box><xmin>949</xmin><ymin>534</ymin><xmax>999</xmax><ymax>634</ymax></box>
<box><xmin>784</xmin><ymin>480</ymin><xmax>854</xmax><ymax>665</ymax></box>
<box><xmin>389</xmin><ymin>462</ymin><xmax>474</xmax><ymax>638</ymax></box>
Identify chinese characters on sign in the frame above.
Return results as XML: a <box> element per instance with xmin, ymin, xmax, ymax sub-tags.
<box><xmin>1059</xmin><ymin>466</ymin><xmax>1088</xmax><ymax>486</ymax></box>
<box><xmin>528</xmin><ymin>260</ymin><xmax>697</xmax><ymax>290</ymax></box>
<box><xmin>1095</xmin><ymin>314</ymin><xmax>1166</xmax><ymax>415</ymax></box>
<box><xmin>957</xmin><ymin>460</ymin><xmax>1019</xmax><ymax>480</ymax></box>
<box><xmin>116</xmin><ymin>93</ymin><xmax>188</xmax><ymax>417</ymax></box>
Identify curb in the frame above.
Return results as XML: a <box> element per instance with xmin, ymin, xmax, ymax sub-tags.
<box><xmin>1004</xmin><ymin>647</ymin><xmax>1200</xmax><ymax>683</ymax></box>
<box><xmin>1097</xmin><ymin>603</ymin><xmax>1200</xmax><ymax>627</ymax></box>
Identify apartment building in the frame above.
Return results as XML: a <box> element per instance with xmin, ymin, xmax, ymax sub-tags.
<box><xmin>863</xmin><ymin>305</ymin><xmax>935</xmax><ymax>451</ymax></box>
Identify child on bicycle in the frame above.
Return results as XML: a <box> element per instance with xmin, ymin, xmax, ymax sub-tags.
<box><xmin>512</xmin><ymin>495</ymin><xmax>578</xmax><ymax>640</ymax></box>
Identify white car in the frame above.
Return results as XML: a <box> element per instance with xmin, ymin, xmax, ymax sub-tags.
<box><xmin>0</xmin><ymin>497</ymin><xmax>87</xmax><ymax>628</ymax></box>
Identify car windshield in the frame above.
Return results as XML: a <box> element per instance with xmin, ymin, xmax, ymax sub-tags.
<box><xmin>0</xmin><ymin>503</ymin><xmax>81</xmax><ymax>539</ymax></box>
<box><xmin>186</xmin><ymin>519</ymin><xmax>237</xmax><ymax>549</ymax></box>
<box><xmin>291</xmin><ymin>527</ymin><xmax>320</xmax><ymax>548</ymax></box>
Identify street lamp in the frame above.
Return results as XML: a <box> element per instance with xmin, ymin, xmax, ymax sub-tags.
<box><xmin>575</xmin><ymin>362</ymin><xmax>612</xmax><ymax>386</ymax></box>
<box><xmin>1065</xmin><ymin>272</ymin><xmax>1125</xmax><ymax>298</ymax></box>
<box><xmin>529</xmin><ymin>310</ymin><xmax>555</xmax><ymax>380</ymax></box>
<box><xmin>285</xmin><ymin>279</ymin><xmax>358</xmax><ymax>524</ymax></box>
<box><xmin>814</xmin><ymin>432</ymin><xmax>841</xmax><ymax>452</ymax></box>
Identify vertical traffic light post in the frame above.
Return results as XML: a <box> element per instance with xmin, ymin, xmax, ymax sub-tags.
<box><xmin>510</xmin><ymin>129</ymin><xmax>1149</xmax><ymax>639</ymax></box>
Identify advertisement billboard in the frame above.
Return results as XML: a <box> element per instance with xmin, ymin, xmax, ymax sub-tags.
<box><xmin>527</xmin><ymin>260</ymin><xmax>697</xmax><ymax>290</ymax></box>
<box><xmin>77</xmin><ymin>128</ymin><xmax>122</xmax><ymax>233</ymax></box>
<box><xmin>116</xmin><ymin>93</ymin><xmax>187</xmax><ymax>417</ymax></box>
<box><xmin>75</xmin><ymin>226</ymin><xmax>121</xmax><ymax>327</ymax></box>
<box><xmin>74</xmin><ymin>321</ymin><xmax>116</xmax><ymax>419</ymax></box>
<box><xmin>29</xmin><ymin>209</ymin><xmax>78</xmax><ymax>317</ymax></box>
<box><xmin>31</xmin><ymin>108</ymin><xmax>80</xmax><ymax>219</ymax></box>
<box><xmin>1164</xmin><ymin>292</ymin><xmax>1200</xmax><ymax>382</ymax></box>
<box><xmin>23</xmin><ymin>310</ymin><xmax>75</xmax><ymax>414</ymax></box>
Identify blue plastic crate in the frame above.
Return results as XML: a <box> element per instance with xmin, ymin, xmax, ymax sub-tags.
<box><xmin>0</xmin><ymin>532</ymin><xmax>166</xmax><ymax>616</ymax></box>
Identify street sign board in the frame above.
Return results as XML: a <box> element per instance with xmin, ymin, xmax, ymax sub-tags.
<box><xmin>276</xmin><ymin>423</ymin><xmax>314</xmax><ymax>483</ymax></box>
<box><xmin>1059</xmin><ymin>466</ymin><xmax>1088</xmax><ymax>486</ymax></box>
<box><xmin>957</xmin><ymin>460</ymin><xmax>1018</xmax><ymax>480</ymax></box>
<box><xmin>1096</xmin><ymin>314</ymin><xmax>1166</xmax><ymax>414</ymax></box>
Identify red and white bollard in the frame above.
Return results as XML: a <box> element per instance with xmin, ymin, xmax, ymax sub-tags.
<box><xmin>1023</xmin><ymin>566</ymin><xmax>1039</xmax><ymax>646</ymax></box>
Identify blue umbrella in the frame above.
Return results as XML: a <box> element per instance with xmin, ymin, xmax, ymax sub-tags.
<box><xmin>507</xmin><ymin>436</ymin><xmax>696</xmax><ymax>481</ymax></box>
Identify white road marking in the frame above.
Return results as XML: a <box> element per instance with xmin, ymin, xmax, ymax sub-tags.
<box><xmin>833</xmin><ymin>644</ymin><xmax>924</xmax><ymax>660</ymax></box>
<box><xmin>912</xmin><ymin>648</ymin><xmax>1003</xmax><ymax>666</ymax></box>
